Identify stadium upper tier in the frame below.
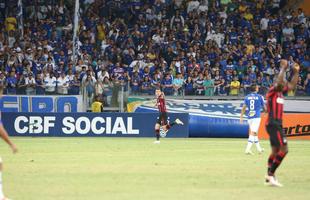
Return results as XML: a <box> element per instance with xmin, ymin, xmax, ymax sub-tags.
<box><xmin>0</xmin><ymin>0</ymin><xmax>309</xmax><ymax>99</ymax></box>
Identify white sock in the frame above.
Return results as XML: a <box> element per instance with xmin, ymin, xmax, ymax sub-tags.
<box><xmin>245</xmin><ymin>135</ymin><xmax>254</xmax><ymax>152</ymax></box>
<box><xmin>254</xmin><ymin>136</ymin><xmax>263</xmax><ymax>151</ymax></box>
<box><xmin>0</xmin><ymin>172</ymin><xmax>4</xmax><ymax>199</ymax></box>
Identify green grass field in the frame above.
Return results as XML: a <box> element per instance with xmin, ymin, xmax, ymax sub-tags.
<box><xmin>1</xmin><ymin>138</ymin><xmax>309</xmax><ymax>200</ymax></box>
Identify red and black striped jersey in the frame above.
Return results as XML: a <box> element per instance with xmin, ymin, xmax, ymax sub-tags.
<box><xmin>266</xmin><ymin>86</ymin><xmax>288</xmax><ymax>124</ymax></box>
<box><xmin>157</xmin><ymin>95</ymin><xmax>167</xmax><ymax>113</ymax></box>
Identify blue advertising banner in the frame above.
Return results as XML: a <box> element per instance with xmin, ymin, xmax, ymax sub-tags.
<box><xmin>1</xmin><ymin>112</ymin><xmax>189</xmax><ymax>138</ymax></box>
<box><xmin>0</xmin><ymin>95</ymin><xmax>84</xmax><ymax>112</ymax></box>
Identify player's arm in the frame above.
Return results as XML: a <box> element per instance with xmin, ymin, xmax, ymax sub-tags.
<box><xmin>263</xmin><ymin>104</ymin><xmax>267</xmax><ymax>113</ymax></box>
<box><xmin>152</xmin><ymin>99</ymin><xmax>157</xmax><ymax>107</ymax></box>
<box><xmin>287</xmin><ymin>63</ymin><xmax>300</xmax><ymax>91</ymax></box>
<box><xmin>0</xmin><ymin>86</ymin><xmax>17</xmax><ymax>153</ymax></box>
<box><xmin>0</xmin><ymin>125</ymin><xmax>17</xmax><ymax>153</ymax></box>
<box><xmin>261</xmin><ymin>95</ymin><xmax>267</xmax><ymax>112</ymax></box>
<box><xmin>276</xmin><ymin>59</ymin><xmax>288</xmax><ymax>87</ymax></box>
<box><xmin>240</xmin><ymin>104</ymin><xmax>246</xmax><ymax>124</ymax></box>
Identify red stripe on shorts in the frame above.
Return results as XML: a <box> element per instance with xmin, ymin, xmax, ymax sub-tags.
<box><xmin>272</xmin><ymin>95</ymin><xmax>277</xmax><ymax>120</ymax></box>
<box><xmin>277</xmin><ymin>130</ymin><xmax>283</xmax><ymax>146</ymax></box>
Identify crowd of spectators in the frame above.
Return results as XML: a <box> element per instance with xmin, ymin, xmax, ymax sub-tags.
<box><xmin>0</xmin><ymin>0</ymin><xmax>310</xmax><ymax>104</ymax></box>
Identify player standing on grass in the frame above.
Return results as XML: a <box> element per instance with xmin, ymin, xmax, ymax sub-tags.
<box><xmin>0</xmin><ymin>85</ymin><xmax>18</xmax><ymax>200</ymax></box>
<box><xmin>240</xmin><ymin>84</ymin><xmax>266</xmax><ymax>155</ymax></box>
<box><xmin>154</xmin><ymin>89</ymin><xmax>184</xmax><ymax>144</ymax></box>
<box><xmin>265</xmin><ymin>60</ymin><xmax>299</xmax><ymax>187</ymax></box>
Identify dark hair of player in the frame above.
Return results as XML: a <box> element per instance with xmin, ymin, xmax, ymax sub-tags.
<box><xmin>250</xmin><ymin>84</ymin><xmax>257</xmax><ymax>92</ymax></box>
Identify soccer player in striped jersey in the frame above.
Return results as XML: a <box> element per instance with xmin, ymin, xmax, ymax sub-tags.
<box><xmin>154</xmin><ymin>89</ymin><xmax>183</xmax><ymax>144</ymax></box>
<box><xmin>240</xmin><ymin>84</ymin><xmax>266</xmax><ymax>155</ymax></box>
<box><xmin>0</xmin><ymin>86</ymin><xmax>18</xmax><ymax>200</ymax></box>
<box><xmin>265</xmin><ymin>60</ymin><xmax>300</xmax><ymax>187</ymax></box>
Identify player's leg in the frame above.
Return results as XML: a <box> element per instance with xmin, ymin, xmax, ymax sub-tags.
<box><xmin>245</xmin><ymin>119</ymin><xmax>254</xmax><ymax>154</ymax></box>
<box><xmin>252</xmin><ymin>118</ymin><xmax>264</xmax><ymax>153</ymax></box>
<box><xmin>161</xmin><ymin>112</ymin><xmax>170</xmax><ymax>131</ymax></box>
<box><xmin>163</xmin><ymin>113</ymin><xmax>184</xmax><ymax>132</ymax></box>
<box><xmin>0</xmin><ymin>122</ymin><xmax>17</xmax><ymax>199</ymax></box>
<box><xmin>154</xmin><ymin>114</ymin><xmax>161</xmax><ymax>143</ymax></box>
<box><xmin>154</xmin><ymin>123</ymin><xmax>161</xmax><ymax>144</ymax></box>
<box><xmin>267</xmin><ymin>146</ymin><xmax>279</xmax><ymax>174</ymax></box>
<box><xmin>268</xmin><ymin>126</ymin><xmax>288</xmax><ymax>177</ymax></box>
<box><xmin>265</xmin><ymin>146</ymin><xmax>283</xmax><ymax>187</ymax></box>
<box><xmin>0</xmin><ymin>157</ymin><xmax>7</xmax><ymax>200</ymax></box>
<box><xmin>174</xmin><ymin>118</ymin><xmax>184</xmax><ymax>125</ymax></box>
<box><xmin>265</xmin><ymin>124</ymin><xmax>286</xmax><ymax>187</ymax></box>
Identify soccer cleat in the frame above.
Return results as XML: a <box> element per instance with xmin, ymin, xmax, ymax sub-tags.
<box><xmin>265</xmin><ymin>175</ymin><xmax>283</xmax><ymax>187</ymax></box>
<box><xmin>154</xmin><ymin>140</ymin><xmax>160</xmax><ymax>144</ymax></box>
<box><xmin>245</xmin><ymin>150</ymin><xmax>254</xmax><ymax>155</ymax></box>
<box><xmin>175</xmin><ymin>118</ymin><xmax>184</xmax><ymax>125</ymax></box>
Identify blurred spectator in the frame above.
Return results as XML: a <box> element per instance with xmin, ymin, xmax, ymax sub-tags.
<box><xmin>305</xmin><ymin>73</ymin><xmax>310</xmax><ymax>96</ymax></box>
<box><xmin>261</xmin><ymin>75</ymin><xmax>273</xmax><ymax>95</ymax></box>
<box><xmin>102</xmin><ymin>77</ymin><xmax>113</xmax><ymax>106</ymax></box>
<box><xmin>173</xmin><ymin>73</ymin><xmax>184</xmax><ymax>96</ymax></box>
<box><xmin>83</xmin><ymin>74</ymin><xmax>96</xmax><ymax>109</ymax></box>
<box><xmin>230</xmin><ymin>76</ymin><xmax>240</xmax><ymax>96</ymax></box>
<box><xmin>25</xmin><ymin>73</ymin><xmax>36</xmax><ymax>95</ymax></box>
<box><xmin>91</xmin><ymin>95</ymin><xmax>103</xmax><ymax>113</ymax></box>
<box><xmin>194</xmin><ymin>73</ymin><xmax>204</xmax><ymax>95</ymax></box>
<box><xmin>6</xmin><ymin>71</ymin><xmax>17</xmax><ymax>94</ymax></box>
<box><xmin>57</xmin><ymin>72</ymin><xmax>69</xmax><ymax>95</ymax></box>
<box><xmin>44</xmin><ymin>73</ymin><xmax>57</xmax><ymax>95</ymax></box>
<box><xmin>219</xmin><ymin>78</ymin><xmax>229</xmax><ymax>96</ymax></box>
<box><xmin>161</xmin><ymin>74</ymin><xmax>173</xmax><ymax>95</ymax></box>
<box><xmin>5</xmin><ymin>13</ymin><xmax>16</xmax><ymax>33</ymax></box>
<box><xmin>130</xmin><ymin>71</ymin><xmax>140</xmax><ymax>95</ymax></box>
<box><xmin>68</xmin><ymin>74</ymin><xmax>81</xmax><ymax>95</ymax></box>
<box><xmin>184</xmin><ymin>76</ymin><xmax>195</xmax><ymax>95</ymax></box>
<box><xmin>35</xmin><ymin>74</ymin><xmax>45</xmax><ymax>95</ymax></box>
<box><xmin>141</xmin><ymin>76</ymin><xmax>152</xmax><ymax>95</ymax></box>
<box><xmin>17</xmin><ymin>74</ymin><xmax>26</xmax><ymax>94</ymax></box>
<box><xmin>204</xmin><ymin>74</ymin><xmax>214</xmax><ymax>96</ymax></box>
<box><xmin>295</xmin><ymin>76</ymin><xmax>305</xmax><ymax>96</ymax></box>
<box><xmin>95</xmin><ymin>80</ymin><xmax>104</xmax><ymax>99</ymax></box>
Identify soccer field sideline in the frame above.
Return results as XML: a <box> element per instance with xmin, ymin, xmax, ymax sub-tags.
<box><xmin>1</xmin><ymin>137</ymin><xmax>309</xmax><ymax>200</ymax></box>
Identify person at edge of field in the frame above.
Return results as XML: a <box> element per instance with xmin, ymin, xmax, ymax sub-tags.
<box><xmin>0</xmin><ymin>85</ymin><xmax>18</xmax><ymax>200</ymax></box>
<box><xmin>154</xmin><ymin>89</ymin><xmax>184</xmax><ymax>144</ymax></box>
<box><xmin>91</xmin><ymin>95</ymin><xmax>104</xmax><ymax>112</ymax></box>
<box><xmin>240</xmin><ymin>84</ymin><xmax>266</xmax><ymax>155</ymax></box>
<box><xmin>264</xmin><ymin>59</ymin><xmax>300</xmax><ymax>187</ymax></box>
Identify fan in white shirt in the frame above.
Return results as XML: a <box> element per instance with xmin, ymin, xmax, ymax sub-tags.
<box><xmin>260</xmin><ymin>17</ymin><xmax>269</xmax><ymax>31</ymax></box>
<box><xmin>97</xmin><ymin>68</ymin><xmax>110</xmax><ymax>82</ymax></box>
<box><xmin>44</xmin><ymin>74</ymin><xmax>57</xmax><ymax>94</ymax></box>
<box><xmin>57</xmin><ymin>73</ymin><xmax>70</xmax><ymax>94</ymax></box>
<box><xmin>25</xmin><ymin>73</ymin><xmax>36</xmax><ymax>95</ymax></box>
<box><xmin>66</xmin><ymin>70</ymin><xmax>75</xmax><ymax>81</ymax></box>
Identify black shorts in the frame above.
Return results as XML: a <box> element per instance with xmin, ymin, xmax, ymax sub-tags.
<box><xmin>157</xmin><ymin>112</ymin><xmax>168</xmax><ymax>126</ymax></box>
<box><xmin>266</xmin><ymin>123</ymin><xmax>287</xmax><ymax>147</ymax></box>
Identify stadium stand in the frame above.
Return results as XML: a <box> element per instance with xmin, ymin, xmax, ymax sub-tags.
<box><xmin>0</xmin><ymin>0</ymin><xmax>309</xmax><ymax>104</ymax></box>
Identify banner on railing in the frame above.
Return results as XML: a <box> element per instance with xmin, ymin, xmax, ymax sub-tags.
<box><xmin>0</xmin><ymin>95</ymin><xmax>84</xmax><ymax>112</ymax></box>
<box><xmin>130</xmin><ymin>99</ymin><xmax>310</xmax><ymax>138</ymax></box>
<box><xmin>2</xmin><ymin>112</ymin><xmax>189</xmax><ymax>138</ymax></box>
<box><xmin>259</xmin><ymin>113</ymin><xmax>310</xmax><ymax>140</ymax></box>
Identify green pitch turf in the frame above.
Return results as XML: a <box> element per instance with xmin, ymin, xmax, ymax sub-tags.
<box><xmin>1</xmin><ymin>138</ymin><xmax>310</xmax><ymax>200</ymax></box>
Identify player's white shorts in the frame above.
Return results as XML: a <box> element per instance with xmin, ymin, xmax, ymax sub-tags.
<box><xmin>247</xmin><ymin>118</ymin><xmax>261</xmax><ymax>133</ymax></box>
